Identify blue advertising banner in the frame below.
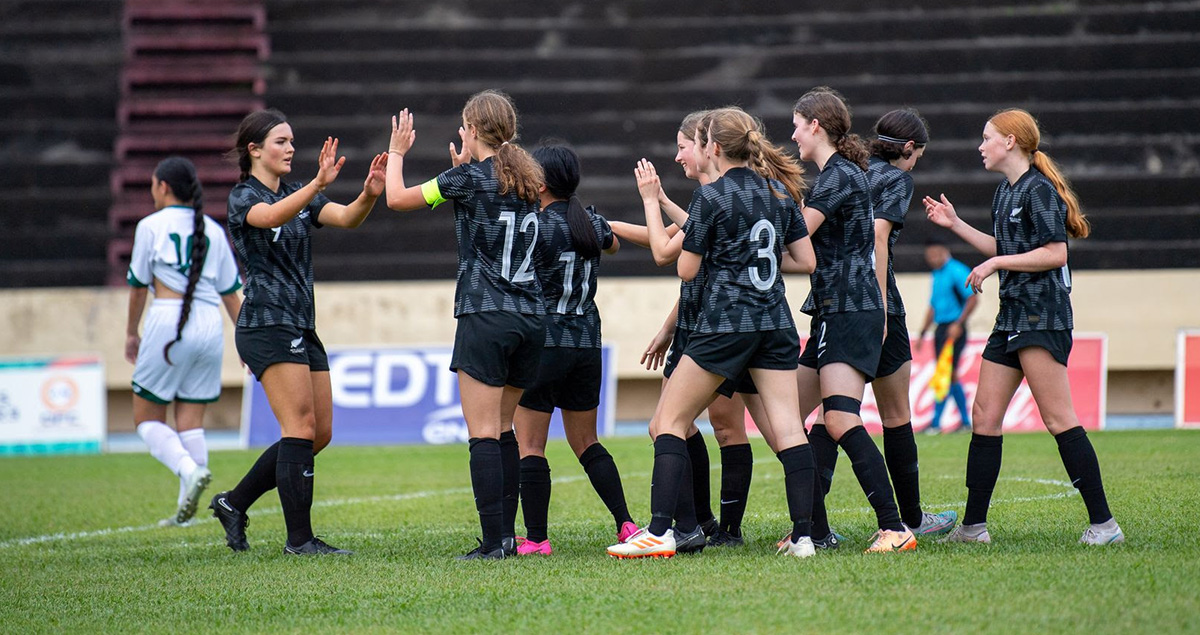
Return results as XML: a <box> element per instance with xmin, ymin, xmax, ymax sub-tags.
<box><xmin>242</xmin><ymin>345</ymin><xmax>617</xmax><ymax>447</ymax></box>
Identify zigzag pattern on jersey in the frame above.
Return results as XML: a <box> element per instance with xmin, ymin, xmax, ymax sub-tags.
<box><xmin>867</xmin><ymin>157</ymin><xmax>915</xmax><ymax>317</ymax></box>
<box><xmin>801</xmin><ymin>154</ymin><xmax>882</xmax><ymax>317</ymax></box>
<box><xmin>534</xmin><ymin>203</ymin><xmax>610</xmax><ymax>349</ymax></box>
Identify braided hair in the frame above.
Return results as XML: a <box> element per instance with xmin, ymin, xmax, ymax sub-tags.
<box><xmin>154</xmin><ymin>156</ymin><xmax>207</xmax><ymax>364</ymax></box>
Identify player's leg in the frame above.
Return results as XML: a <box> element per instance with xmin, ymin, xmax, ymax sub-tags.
<box><xmin>1019</xmin><ymin>344</ymin><xmax>1122</xmax><ymax>544</ymax></box>
<box><xmin>514</xmin><ymin>403</ymin><xmax>553</xmax><ymax>554</ymax></box>
<box><xmin>749</xmin><ymin>364</ymin><xmax>816</xmax><ymax>559</ymax></box>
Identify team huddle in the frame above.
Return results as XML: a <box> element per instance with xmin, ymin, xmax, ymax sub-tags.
<box><xmin>125</xmin><ymin>86</ymin><xmax>1124</xmax><ymax>559</ymax></box>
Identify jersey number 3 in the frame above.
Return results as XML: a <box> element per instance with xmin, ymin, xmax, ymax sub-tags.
<box><xmin>749</xmin><ymin>219</ymin><xmax>778</xmax><ymax>290</ymax></box>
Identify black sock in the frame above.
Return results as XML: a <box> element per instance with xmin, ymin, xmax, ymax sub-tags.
<box><xmin>883</xmin><ymin>423</ymin><xmax>924</xmax><ymax>528</ymax></box>
<box><xmin>1054</xmin><ymin>427</ymin><xmax>1113</xmax><ymax>525</ymax></box>
<box><xmin>579</xmin><ymin>443</ymin><xmax>633</xmax><ymax>528</ymax></box>
<box><xmin>718</xmin><ymin>443</ymin><xmax>753</xmax><ymax>535</ymax></box>
<box><xmin>675</xmin><ymin>445</ymin><xmax>699</xmax><ymax>534</ymax></box>
<box><xmin>228</xmin><ymin>440</ymin><xmax>279</xmax><ymax>512</ymax></box>
<box><xmin>499</xmin><ymin>430</ymin><xmax>520</xmax><ymax>540</ymax></box>
<box><xmin>838</xmin><ymin>426</ymin><xmax>904</xmax><ymax>532</ymax></box>
<box><xmin>777</xmin><ymin>444</ymin><xmax>815</xmax><ymax>539</ymax></box>
<box><xmin>276</xmin><ymin>437</ymin><xmax>314</xmax><ymax>547</ymax></box>
<box><xmin>686</xmin><ymin>431</ymin><xmax>714</xmax><ymax>525</ymax></box>
<box><xmin>648</xmin><ymin>434</ymin><xmax>688</xmax><ymax>536</ymax></box>
<box><xmin>808</xmin><ymin>424</ymin><xmax>838</xmax><ymax>538</ymax></box>
<box><xmin>519</xmin><ymin>455</ymin><xmax>551</xmax><ymax>543</ymax></box>
<box><xmin>964</xmin><ymin>434</ymin><xmax>1003</xmax><ymax>526</ymax></box>
<box><xmin>468</xmin><ymin>437</ymin><xmax>504</xmax><ymax>552</ymax></box>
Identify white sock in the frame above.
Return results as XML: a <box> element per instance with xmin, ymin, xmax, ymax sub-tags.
<box><xmin>178</xmin><ymin>428</ymin><xmax>208</xmax><ymax>467</ymax></box>
<box><xmin>137</xmin><ymin>421</ymin><xmax>197</xmax><ymax>478</ymax></box>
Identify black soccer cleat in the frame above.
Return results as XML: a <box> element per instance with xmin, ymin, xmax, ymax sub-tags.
<box><xmin>283</xmin><ymin>536</ymin><xmax>352</xmax><ymax>555</ymax></box>
<box><xmin>674</xmin><ymin>525</ymin><xmax>707</xmax><ymax>554</ymax></box>
<box><xmin>706</xmin><ymin>527</ymin><xmax>746</xmax><ymax>548</ymax></box>
<box><xmin>699</xmin><ymin>517</ymin><xmax>720</xmax><ymax>537</ymax></box>
<box><xmin>209</xmin><ymin>492</ymin><xmax>249</xmax><ymax>552</ymax></box>
<box><xmin>812</xmin><ymin>531</ymin><xmax>842</xmax><ymax>550</ymax></box>
<box><xmin>501</xmin><ymin>536</ymin><xmax>517</xmax><ymax>557</ymax></box>
<box><xmin>456</xmin><ymin>538</ymin><xmax>506</xmax><ymax>561</ymax></box>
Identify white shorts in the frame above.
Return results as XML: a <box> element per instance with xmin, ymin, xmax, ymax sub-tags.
<box><xmin>132</xmin><ymin>299</ymin><xmax>224</xmax><ymax>403</ymax></box>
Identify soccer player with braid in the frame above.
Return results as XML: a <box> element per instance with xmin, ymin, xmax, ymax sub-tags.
<box><xmin>925</xmin><ymin>108</ymin><xmax>1123</xmax><ymax>545</ymax></box>
<box><xmin>609</xmin><ymin>107</ymin><xmax>820</xmax><ymax>558</ymax></box>
<box><xmin>789</xmin><ymin>87</ymin><xmax>916</xmax><ymax>553</ymax></box>
<box><xmin>386</xmin><ymin>90</ymin><xmax>547</xmax><ymax>560</ymax></box>
<box><xmin>209</xmin><ymin>109</ymin><xmax>387</xmax><ymax>555</ymax></box>
<box><xmin>127</xmin><ymin>156</ymin><xmax>241</xmax><ymax>527</ymax></box>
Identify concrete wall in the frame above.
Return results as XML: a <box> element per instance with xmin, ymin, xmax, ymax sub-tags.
<box><xmin>2</xmin><ymin>269</ymin><xmax>1196</xmax><ymax>429</ymax></box>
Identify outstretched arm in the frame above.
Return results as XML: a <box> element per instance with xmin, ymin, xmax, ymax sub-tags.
<box><xmin>636</xmin><ymin>159</ymin><xmax>686</xmax><ymax>266</ymax></box>
<box><xmin>318</xmin><ymin>153</ymin><xmax>388</xmax><ymax>228</ymax></box>
<box><xmin>385</xmin><ymin>109</ymin><xmax>430</xmax><ymax>211</ymax></box>
<box><xmin>610</xmin><ymin>220</ymin><xmax>680</xmax><ymax>250</ymax></box>
<box><xmin>923</xmin><ymin>194</ymin><xmax>997</xmax><ymax>257</ymax></box>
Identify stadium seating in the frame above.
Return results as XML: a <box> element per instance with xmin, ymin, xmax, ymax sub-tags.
<box><xmin>1</xmin><ymin>0</ymin><xmax>1196</xmax><ymax>286</ymax></box>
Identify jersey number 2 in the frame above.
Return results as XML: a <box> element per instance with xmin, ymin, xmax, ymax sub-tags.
<box><xmin>499</xmin><ymin>211</ymin><xmax>538</xmax><ymax>283</ymax></box>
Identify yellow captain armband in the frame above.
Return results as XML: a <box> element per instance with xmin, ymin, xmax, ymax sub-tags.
<box><xmin>421</xmin><ymin>179</ymin><xmax>447</xmax><ymax>208</ymax></box>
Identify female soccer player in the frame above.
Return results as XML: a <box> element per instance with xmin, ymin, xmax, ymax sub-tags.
<box><xmin>510</xmin><ymin>143</ymin><xmax>634</xmax><ymax>555</ymax></box>
<box><xmin>209</xmin><ymin>109</ymin><xmax>387</xmax><ymax>555</ymax></box>
<box><xmin>790</xmin><ymin>88</ymin><xmax>915</xmax><ymax>553</ymax></box>
<box><xmin>386</xmin><ymin>90</ymin><xmax>546</xmax><ymax>560</ymax></box>
<box><xmin>924</xmin><ymin>108</ymin><xmax>1123</xmax><ymax>545</ymax></box>
<box><xmin>613</xmin><ymin>111</ymin><xmax>773</xmax><ymax>548</ymax></box>
<box><xmin>807</xmin><ymin>109</ymin><xmax>958</xmax><ymax>539</ymax></box>
<box><xmin>126</xmin><ymin>156</ymin><xmax>241</xmax><ymax>526</ymax></box>
<box><xmin>609</xmin><ymin>107</ymin><xmax>819</xmax><ymax>559</ymax></box>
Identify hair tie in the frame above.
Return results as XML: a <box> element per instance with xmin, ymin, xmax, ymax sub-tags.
<box><xmin>876</xmin><ymin>134</ymin><xmax>909</xmax><ymax>144</ymax></box>
<box><xmin>501</xmin><ymin>141</ymin><xmax>510</xmax><ymax>146</ymax></box>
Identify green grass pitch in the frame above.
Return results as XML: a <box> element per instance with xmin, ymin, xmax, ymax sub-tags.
<box><xmin>2</xmin><ymin>429</ymin><xmax>1198</xmax><ymax>633</ymax></box>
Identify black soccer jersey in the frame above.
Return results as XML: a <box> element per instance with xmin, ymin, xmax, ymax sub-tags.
<box><xmin>990</xmin><ymin>166</ymin><xmax>1073</xmax><ymax>331</ymax></box>
<box><xmin>533</xmin><ymin>201</ymin><xmax>614</xmax><ymax>348</ymax></box>
<box><xmin>227</xmin><ymin>177</ymin><xmax>331</xmax><ymax>329</ymax></box>
<box><xmin>681</xmin><ymin>167</ymin><xmax>808</xmax><ymax>334</ymax></box>
<box><xmin>800</xmin><ymin>153</ymin><xmax>882</xmax><ymax>316</ymax></box>
<box><xmin>867</xmin><ymin>156</ymin><xmax>914</xmax><ymax>317</ymax></box>
<box><xmin>424</xmin><ymin>158</ymin><xmax>545</xmax><ymax>318</ymax></box>
<box><xmin>676</xmin><ymin>265</ymin><xmax>707</xmax><ymax>333</ymax></box>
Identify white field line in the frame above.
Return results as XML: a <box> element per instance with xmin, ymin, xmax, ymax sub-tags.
<box><xmin>0</xmin><ymin>463</ymin><xmax>1075</xmax><ymax>550</ymax></box>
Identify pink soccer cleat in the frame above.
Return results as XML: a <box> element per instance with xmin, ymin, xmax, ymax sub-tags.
<box><xmin>618</xmin><ymin>521</ymin><xmax>639</xmax><ymax>543</ymax></box>
<box><xmin>515</xmin><ymin>537</ymin><xmax>553</xmax><ymax>556</ymax></box>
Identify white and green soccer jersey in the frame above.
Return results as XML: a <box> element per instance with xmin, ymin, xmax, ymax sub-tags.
<box><xmin>126</xmin><ymin>205</ymin><xmax>242</xmax><ymax>306</ymax></box>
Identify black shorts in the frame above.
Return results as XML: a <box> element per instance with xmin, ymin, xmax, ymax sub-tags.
<box><xmin>982</xmin><ymin>329</ymin><xmax>1073</xmax><ymax>369</ymax></box>
<box><xmin>684</xmin><ymin>328</ymin><xmax>800</xmax><ymax>384</ymax></box>
<box><xmin>450</xmin><ymin>311</ymin><xmax>544</xmax><ymax>388</ymax></box>
<box><xmin>518</xmin><ymin>347</ymin><xmax>603</xmax><ymax>413</ymax></box>
<box><xmin>235</xmin><ymin>325</ymin><xmax>330</xmax><ymax>381</ymax></box>
<box><xmin>798</xmin><ymin>310</ymin><xmax>885</xmax><ymax>381</ymax></box>
<box><xmin>934</xmin><ymin>322</ymin><xmax>968</xmax><ymax>372</ymax></box>
<box><xmin>666</xmin><ymin>328</ymin><xmax>758</xmax><ymax>397</ymax></box>
<box><xmin>876</xmin><ymin>314</ymin><xmax>913</xmax><ymax>379</ymax></box>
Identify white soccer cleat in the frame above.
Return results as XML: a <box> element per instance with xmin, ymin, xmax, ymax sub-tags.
<box><xmin>174</xmin><ymin>466</ymin><xmax>212</xmax><ymax>525</ymax></box>
<box><xmin>777</xmin><ymin>535</ymin><xmax>816</xmax><ymax>558</ymax></box>
<box><xmin>1080</xmin><ymin>520</ymin><xmax>1124</xmax><ymax>545</ymax></box>
<box><xmin>606</xmin><ymin>526</ymin><xmax>676</xmax><ymax>559</ymax></box>
<box><xmin>940</xmin><ymin>523</ymin><xmax>991</xmax><ymax>544</ymax></box>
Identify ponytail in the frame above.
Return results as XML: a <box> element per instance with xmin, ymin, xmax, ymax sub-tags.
<box><xmin>834</xmin><ymin>134</ymin><xmax>871</xmax><ymax>171</ymax></box>
<box><xmin>154</xmin><ymin>156</ymin><xmax>208</xmax><ymax>365</ymax></box>
<box><xmin>1032</xmin><ymin>151</ymin><xmax>1089</xmax><ymax>238</ymax></box>
<box><xmin>493</xmin><ymin>142</ymin><xmax>544</xmax><ymax>204</ymax></box>
<box><xmin>564</xmin><ymin>195</ymin><xmax>601</xmax><ymax>258</ymax></box>
<box><xmin>746</xmin><ymin>128</ymin><xmax>808</xmax><ymax>204</ymax></box>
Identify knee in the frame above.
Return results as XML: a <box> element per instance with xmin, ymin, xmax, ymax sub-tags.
<box><xmin>970</xmin><ymin>402</ymin><xmax>1002</xmax><ymax>435</ymax></box>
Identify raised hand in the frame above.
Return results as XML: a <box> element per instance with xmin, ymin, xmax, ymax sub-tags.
<box><xmin>390</xmin><ymin>109</ymin><xmax>416</xmax><ymax>156</ymax></box>
<box><xmin>363</xmin><ymin>152</ymin><xmax>388</xmax><ymax>198</ymax></box>
<box><xmin>449</xmin><ymin>126</ymin><xmax>472</xmax><ymax>166</ymax></box>
<box><xmin>923</xmin><ymin>193</ymin><xmax>958</xmax><ymax>228</ymax></box>
<box><xmin>634</xmin><ymin>158</ymin><xmax>660</xmax><ymax>201</ymax></box>
<box><xmin>314</xmin><ymin>136</ymin><xmax>346</xmax><ymax>190</ymax></box>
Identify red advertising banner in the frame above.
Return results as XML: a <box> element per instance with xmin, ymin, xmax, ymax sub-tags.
<box><xmin>746</xmin><ymin>332</ymin><xmax>1107</xmax><ymax>435</ymax></box>
<box><xmin>1177</xmin><ymin>330</ymin><xmax>1200</xmax><ymax>429</ymax></box>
